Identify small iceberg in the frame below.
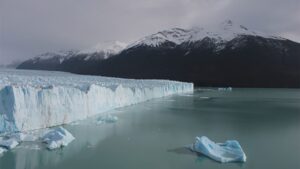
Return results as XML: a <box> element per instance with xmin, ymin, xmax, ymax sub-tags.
<box><xmin>0</xmin><ymin>138</ymin><xmax>19</xmax><ymax>149</ymax></box>
<box><xmin>188</xmin><ymin>136</ymin><xmax>246</xmax><ymax>163</ymax></box>
<box><xmin>0</xmin><ymin>132</ymin><xmax>35</xmax><ymax>155</ymax></box>
<box><xmin>41</xmin><ymin>127</ymin><xmax>75</xmax><ymax>150</ymax></box>
<box><xmin>199</xmin><ymin>96</ymin><xmax>211</xmax><ymax>99</ymax></box>
<box><xmin>6</xmin><ymin>132</ymin><xmax>37</xmax><ymax>142</ymax></box>
<box><xmin>96</xmin><ymin>114</ymin><xmax>118</xmax><ymax>124</ymax></box>
<box><xmin>0</xmin><ymin>126</ymin><xmax>75</xmax><ymax>154</ymax></box>
<box><xmin>218</xmin><ymin>87</ymin><xmax>232</xmax><ymax>91</ymax></box>
<box><xmin>0</xmin><ymin>147</ymin><xmax>7</xmax><ymax>154</ymax></box>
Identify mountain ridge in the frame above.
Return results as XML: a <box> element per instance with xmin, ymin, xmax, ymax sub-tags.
<box><xmin>17</xmin><ymin>20</ymin><xmax>300</xmax><ymax>88</ymax></box>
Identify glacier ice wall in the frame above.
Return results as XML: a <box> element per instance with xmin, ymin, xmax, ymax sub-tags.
<box><xmin>0</xmin><ymin>69</ymin><xmax>193</xmax><ymax>133</ymax></box>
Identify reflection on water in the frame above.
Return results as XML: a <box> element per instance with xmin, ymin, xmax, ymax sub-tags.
<box><xmin>0</xmin><ymin>88</ymin><xmax>300</xmax><ymax>169</ymax></box>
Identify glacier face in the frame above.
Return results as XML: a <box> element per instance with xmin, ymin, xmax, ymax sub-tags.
<box><xmin>0</xmin><ymin>69</ymin><xmax>193</xmax><ymax>133</ymax></box>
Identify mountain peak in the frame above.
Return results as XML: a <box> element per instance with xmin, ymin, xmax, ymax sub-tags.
<box><xmin>127</xmin><ymin>20</ymin><xmax>281</xmax><ymax>49</ymax></box>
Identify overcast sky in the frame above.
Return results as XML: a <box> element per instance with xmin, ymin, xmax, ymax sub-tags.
<box><xmin>1</xmin><ymin>0</ymin><xmax>299</xmax><ymax>64</ymax></box>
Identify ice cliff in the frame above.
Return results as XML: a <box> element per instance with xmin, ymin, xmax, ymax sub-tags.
<box><xmin>0</xmin><ymin>69</ymin><xmax>193</xmax><ymax>133</ymax></box>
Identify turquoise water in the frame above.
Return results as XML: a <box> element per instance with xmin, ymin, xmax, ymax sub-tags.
<box><xmin>0</xmin><ymin>88</ymin><xmax>300</xmax><ymax>169</ymax></box>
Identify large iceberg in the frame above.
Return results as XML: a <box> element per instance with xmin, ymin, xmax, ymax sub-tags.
<box><xmin>189</xmin><ymin>136</ymin><xmax>246</xmax><ymax>163</ymax></box>
<box><xmin>0</xmin><ymin>69</ymin><xmax>193</xmax><ymax>133</ymax></box>
<box><xmin>0</xmin><ymin>136</ymin><xmax>19</xmax><ymax>150</ymax></box>
<box><xmin>41</xmin><ymin>127</ymin><xmax>75</xmax><ymax>150</ymax></box>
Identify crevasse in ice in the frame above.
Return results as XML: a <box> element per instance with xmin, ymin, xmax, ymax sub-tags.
<box><xmin>0</xmin><ymin>69</ymin><xmax>193</xmax><ymax>133</ymax></box>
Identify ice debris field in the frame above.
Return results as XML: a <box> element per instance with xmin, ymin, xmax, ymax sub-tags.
<box><xmin>0</xmin><ymin>69</ymin><xmax>193</xmax><ymax>154</ymax></box>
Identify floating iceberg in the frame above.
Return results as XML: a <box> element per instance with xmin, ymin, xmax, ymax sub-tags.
<box><xmin>41</xmin><ymin>127</ymin><xmax>75</xmax><ymax>150</ymax></box>
<box><xmin>0</xmin><ymin>147</ymin><xmax>7</xmax><ymax>154</ymax></box>
<box><xmin>189</xmin><ymin>136</ymin><xmax>246</xmax><ymax>163</ymax></box>
<box><xmin>0</xmin><ymin>126</ymin><xmax>74</xmax><ymax>154</ymax></box>
<box><xmin>0</xmin><ymin>69</ymin><xmax>193</xmax><ymax>133</ymax></box>
<box><xmin>199</xmin><ymin>96</ymin><xmax>210</xmax><ymax>99</ymax></box>
<box><xmin>0</xmin><ymin>137</ymin><xmax>19</xmax><ymax>149</ymax></box>
<box><xmin>96</xmin><ymin>114</ymin><xmax>118</xmax><ymax>124</ymax></box>
<box><xmin>218</xmin><ymin>87</ymin><xmax>232</xmax><ymax>91</ymax></box>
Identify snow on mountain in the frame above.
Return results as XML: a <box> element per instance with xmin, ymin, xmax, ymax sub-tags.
<box><xmin>0</xmin><ymin>69</ymin><xmax>193</xmax><ymax>133</ymax></box>
<box><xmin>25</xmin><ymin>20</ymin><xmax>286</xmax><ymax>63</ymax></box>
<box><xmin>30</xmin><ymin>41</ymin><xmax>127</xmax><ymax>63</ymax></box>
<box><xmin>32</xmin><ymin>50</ymin><xmax>78</xmax><ymax>64</ymax></box>
<box><xmin>79</xmin><ymin>41</ymin><xmax>127</xmax><ymax>60</ymax></box>
<box><xmin>127</xmin><ymin>20</ymin><xmax>285</xmax><ymax>48</ymax></box>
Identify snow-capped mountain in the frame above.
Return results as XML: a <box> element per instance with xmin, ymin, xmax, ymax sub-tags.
<box><xmin>18</xmin><ymin>20</ymin><xmax>300</xmax><ymax>88</ymax></box>
<box><xmin>32</xmin><ymin>50</ymin><xmax>79</xmax><ymax>64</ymax></box>
<box><xmin>127</xmin><ymin>20</ymin><xmax>284</xmax><ymax>48</ymax></box>
<box><xmin>79</xmin><ymin>41</ymin><xmax>127</xmax><ymax>60</ymax></box>
<box><xmin>25</xmin><ymin>41</ymin><xmax>127</xmax><ymax>68</ymax></box>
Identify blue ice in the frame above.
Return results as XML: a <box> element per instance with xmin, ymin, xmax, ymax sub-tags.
<box><xmin>189</xmin><ymin>136</ymin><xmax>246</xmax><ymax>163</ymax></box>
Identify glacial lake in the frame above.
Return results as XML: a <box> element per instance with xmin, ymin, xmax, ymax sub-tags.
<box><xmin>0</xmin><ymin>88</ymin><xmax>300</xmax><ymax>169</ymax></box>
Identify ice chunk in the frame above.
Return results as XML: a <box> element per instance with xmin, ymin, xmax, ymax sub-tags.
<box><xmin>189</xmin><ymin>136</ymin><xmax>246</xmax><ymax>163</ymax></box>
<box><xmin>0</xmin><ymin>138</ymin><xmax>19</xmax><ymax>149</ymax></box>
<box><xmin>16</xmin><ymin>144</ymin><xmax>40</xmax><ymax>150</ymax></box>
<box><xmin>21</xmin><ymin>134</ymin><xmax>38</xmax><ymax>142</ymax></box>
<box><xmin>218</xmin><ymin>87</ymin><xmax>232</xmax><ymax>91</ymax></box>
<box><xmin>0</xmin><ymin>69</ymin><xmax>193</xmax><ymax>133</ymax></box>
<box><xmin>97</xmin><ymin>114</ymin><xmax>118</xmax><ymax>124</ymax></box>
<box><xmin>199</xmin><ymin>96</ymin><xmax>210</xmax><ymax>99</ymax></box>
<box><xmin>5</xmin><ymin>132</ymin><xmax>38</xmax><ymax>142</ymax></box>
<box><xmin>0</xmin><ymin>147</ymin><xmax>7</xmax><ymax>154</ymax></box>
<box><xmin>41</xmin><ymin>127</ymin><xmax>75</xmax><ymax>150</ymax></box>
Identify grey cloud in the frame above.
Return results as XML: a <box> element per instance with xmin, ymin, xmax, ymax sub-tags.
<box><xmin>0</xmin><ymin>0</ymin><xmax>299</xmax><ymax>64</ymax></box>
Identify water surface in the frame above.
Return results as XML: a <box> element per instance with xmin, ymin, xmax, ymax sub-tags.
<box><xmin>1</xmin><ymin>88</ymin><xmax>300</xmax><ymax>169</ymax></box>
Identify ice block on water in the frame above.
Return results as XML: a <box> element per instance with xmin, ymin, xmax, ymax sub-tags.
<box><xmin>0</xmin><ymin>138</ymin><xmax>19</xmax><ymax>149</ymax></box>
<box><xmin>189</xmin><ymin>136</ymin><xmax>246</xmax><ymax>163</ymax></box>
<box><xmin>0</xmin><ymin>147</ymin><xmax>7</xmax><ymax>154</ymax></box>
<box><xmin>42</xmin><ymin>127</ymin><xmax>75</xmax><ymax>150</ymax></box>
<box><xmin>97</xmin><ymin>114</ymin><xmax>118</xmax><ymax>124</ymax></box>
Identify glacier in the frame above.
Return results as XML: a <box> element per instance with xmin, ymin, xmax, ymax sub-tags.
<box><xmin>0</xmin><ymin>69</ymin><xmax>193</xmax><ymax>133</ymax></box>
<box><xmin>189</xmin><ymin>136</ymin><xmax>246</xmax><ymax>163</ymax></box>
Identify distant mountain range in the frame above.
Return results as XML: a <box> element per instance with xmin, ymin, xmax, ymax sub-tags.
<box><xmin>1</xmin><ymin>60</ymin><xmax>23</xmax><ymax>69</ymax></box>
<box><xmin>18</xmin><ymin>20</ymin><xmax>300</xmax><ymax>88</ymax></box>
